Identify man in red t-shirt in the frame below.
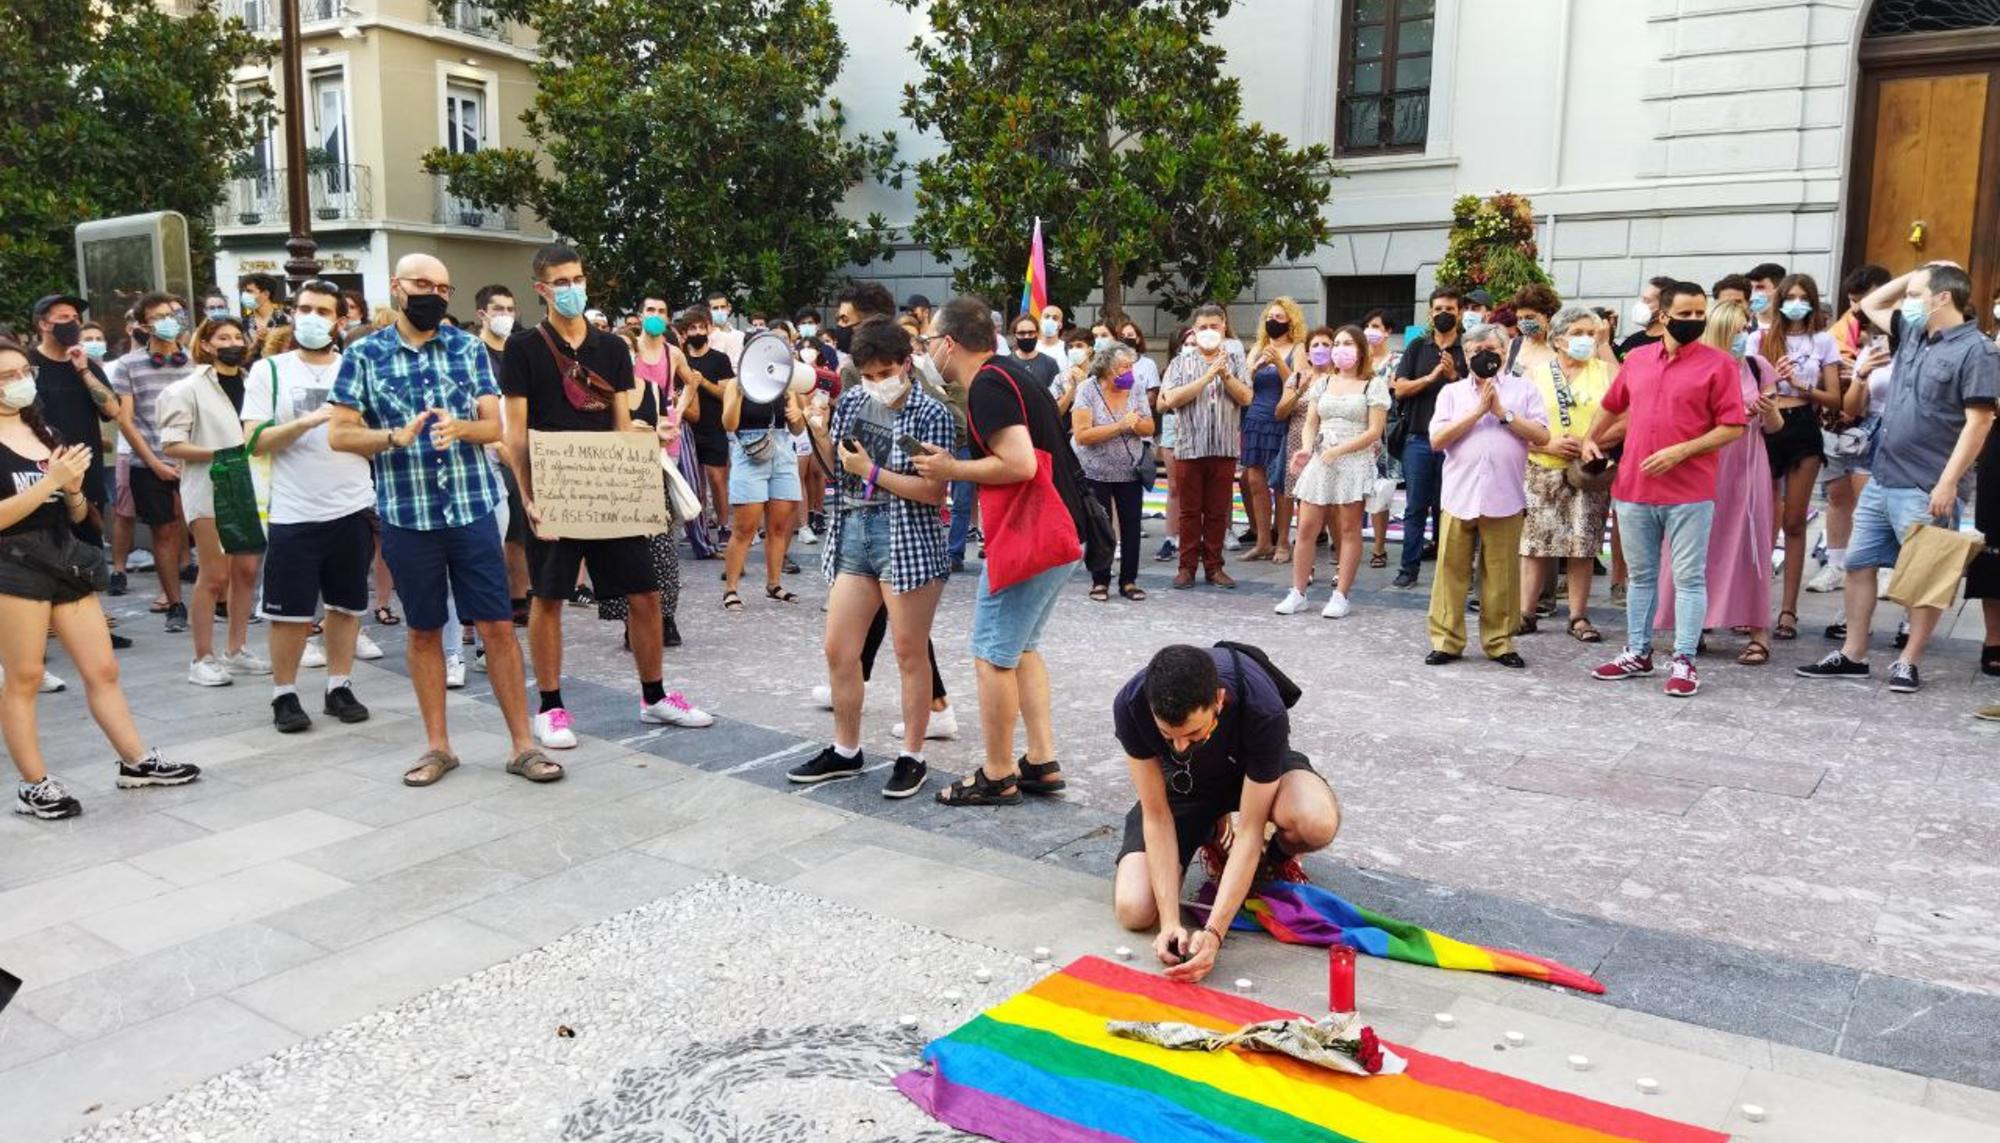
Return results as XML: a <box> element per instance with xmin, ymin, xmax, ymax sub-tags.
<box><xmin>1582</xmin><ymin>281</ymin><xmax>1747</xmax><ymax>697</ymax></box>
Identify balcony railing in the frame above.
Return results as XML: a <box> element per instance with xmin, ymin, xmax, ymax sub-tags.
<box><xmin>216</xmin><ymin>163</ymin><xmax>374</xmax><ymax>229</ymax></box>
<box><xmin>216</xmin><ymin>0</ymin><xmax>340</xmax><ymax>32</ymax></box>
<box><xmin>430</xmin><ymin>1</ymin><xmax>511</xmax><ymax>43</ymax></box>
<box><xmin>432</xmin><ymin>175</ymin><xmax>518</xmax><ymax>232</ymax></box>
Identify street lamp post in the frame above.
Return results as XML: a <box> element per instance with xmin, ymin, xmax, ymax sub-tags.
<box><xmin>279</xmin><ymin>0</ymin><xmax>321</xmax><ymax>289</ymax></box>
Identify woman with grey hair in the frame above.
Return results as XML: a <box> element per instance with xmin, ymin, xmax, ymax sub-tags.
<box><xmin>1517</xmin><ymin>305</ymin><xmax>1616</xmax><ymax>641</ymax></box>
<box><xmin>1071</xmin><ymin>341</ymin><xmax>1156</xmax><ymax>600</ymax></box>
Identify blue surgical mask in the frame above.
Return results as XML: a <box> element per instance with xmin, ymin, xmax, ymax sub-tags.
<box><xmin>1779</xmin><ymin>299</ymin><xmax>1812</xmax><ymax>322</ymax></box>
<box><xmin>1749</xmin><ymin>291</ymin><xmax>1771</xmax><ymax>314</ymax></box>
<box><xmin>1900</xmin><ymin>297</ymin><xmax>1930</xmax><ymax>330</ymax></box>
<box><xmin>1040</xmin><ymin>317</ymin><xmax>1059</xmax><ymax>338</ymax></box>
<box><xmin>1565</xmin><ymin>336</ymin><xmax>1595</xmax><ymax>362</ymax></box>
<box><xmin>150</xmin><ymin>316</ymin><xmax>182</xmax><ymax>343</ymax></box>
<box><xmin>239</xmin><ymin>291</ymin><xmax>258</xmax><ymax>311</ymax></box>
<box><xmin>206</xmin><ymin>306</ymin><xmax>232</xmax><ymax>323</ymax></box>
<box><xmin>642</xmin><ymin>314</ymin><xmax>667</xmax><ymax>337</ymax></box>
<box><xmin>710</xmin><ymin>307</ymin><xmax>731</xmax><ymax>327</ymax></box>
<box><xmin>798</xmin><ymin>322</ymin><xmax>818</xmax><ymax>339</ymax></box>
<box><xmin>82</xmin><ymin>341</ymin><xmax>106</xmax><ymax>360</ymax></box>
<box><xmin>294</xmin><ymin>312</ymin><xmax>335</xmax><ymax>350</ymax></box>
<box><xmin>1730</xmin><ymin>332</ymin><xmax>1749</xmax><ymax>358</ymax></box>
<box><xmin>1094</xmin><ymin>336</ymin><xmax>1115</xmax><ymax>352</ymax></box>
<box><xmin>550</xmin><ymin>283</ymin><xmax>587</xmax><ymax>319</ymax></box>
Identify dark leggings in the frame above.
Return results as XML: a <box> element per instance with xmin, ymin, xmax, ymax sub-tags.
<box><xmin>1088</xmin><ymin>478</ymin><xmax>1144</xmax><ymax>589</ymax></box>
<box><xmin>859</xmin><ymin>602</ymin><xmax>947</xmax><ymax>701</ymax></box>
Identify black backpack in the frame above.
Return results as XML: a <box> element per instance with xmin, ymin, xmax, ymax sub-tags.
<box><xmin>1215</xmin><ymin>641</ymin><xmax>1301</xmax><ymax>710</ymax></box>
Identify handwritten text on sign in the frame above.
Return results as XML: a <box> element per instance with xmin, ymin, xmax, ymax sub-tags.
<box><xmin>528</xmin><ymin>430</ymin><xmax>667</xmax><ymax>540</ymax></box>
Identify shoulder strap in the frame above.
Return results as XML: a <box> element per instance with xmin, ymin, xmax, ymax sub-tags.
<box><xmin>965</xmin><ymin>360</ymin><xmax>1029</xmax><ymax>452</ymax></box>
<box><xmin>247</xmin><ymin>357</ymin><xmax>282</xmax><ymax>456</ymax></box>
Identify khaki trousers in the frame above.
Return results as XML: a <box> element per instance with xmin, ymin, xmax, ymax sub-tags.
<box><xmin>1426</xmin><ymin>511</ymin><xmax>1524</xmax><ymax>658</ymax></box>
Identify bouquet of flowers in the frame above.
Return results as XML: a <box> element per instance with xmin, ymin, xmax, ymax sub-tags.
<box><xmin>1107</xmin><ymin>1010</ymin><xmax>1404</xmax><ymax>1078</ymax></box>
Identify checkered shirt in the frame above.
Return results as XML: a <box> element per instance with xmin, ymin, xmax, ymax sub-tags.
<box><xmin>328</xmin><ymin>323</ymin><xmax>503</xmax><ymax>532</ymax></box>
<box><xmin>819</xmin><ymin>384</ymin><xmax>957</xmax><ymax>594</ymax></box>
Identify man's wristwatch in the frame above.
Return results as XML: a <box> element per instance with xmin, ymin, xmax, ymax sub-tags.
<box><xmin>1501</xmin><ymin>409</ymin><xmax>1516</xmax><ymax>425</ymax></box>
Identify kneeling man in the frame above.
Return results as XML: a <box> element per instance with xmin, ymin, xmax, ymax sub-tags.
<box><xmin>1111</xmin><ymin>643</ymin><xmax>1341</xmax><ymax>983</ymax></box>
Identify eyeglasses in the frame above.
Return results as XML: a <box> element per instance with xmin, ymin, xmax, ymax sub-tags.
<box><xmin>397</xmin><ymin>277</ymin><xmax>454</xmax><ymax>299</ymax></box>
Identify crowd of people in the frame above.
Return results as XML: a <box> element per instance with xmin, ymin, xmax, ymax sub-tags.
<box><xmin>4</xmin><ymin>247</ymin><xmax>1997</xmax><ymax>984</ymax></box>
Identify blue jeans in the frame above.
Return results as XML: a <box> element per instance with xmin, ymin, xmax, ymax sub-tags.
<box><xmin>946</xmin><ymin>446</ymin><xmax>975</xmax><ymax>561</ymax></box>
<box><xmin>1615</xmin><ymin>499</ymin><xmax>1715</xmax><ymax>659</ymax></box>
<box><xmin>1399</xmin><ymin>435</ymin><xmax>1443</xmax><ymax>574</ymax></box>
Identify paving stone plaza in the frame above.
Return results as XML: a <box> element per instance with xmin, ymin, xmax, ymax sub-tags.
<box><xmin>3</xmin><ymin>538</ymin><xmax>1999</xmax><ymax>1141</ymax></box>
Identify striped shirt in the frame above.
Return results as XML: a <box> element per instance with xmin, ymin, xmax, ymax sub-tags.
<box><xmin>109</xmin><ymin>350</ymin><xmax>199</xmax><ymax>456</ymax></box>
<box><xmin>328</xmin><ymin>323</ymin><xmax>503</xmax><ymax>532</ymax></box>
<box><xmin>1159</xmin><ymin>346</ymin><xmax>1246</xmax><ymax>461</ymax></box>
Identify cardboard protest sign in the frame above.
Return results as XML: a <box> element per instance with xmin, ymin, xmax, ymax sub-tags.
<box><xmin>528</xmin><ymin>430</ymin><xmax>667</xmax><ymax>540</ymax></box>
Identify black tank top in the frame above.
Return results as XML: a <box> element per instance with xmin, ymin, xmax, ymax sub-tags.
<box><xmin>0</xmin><ymin>440</ymin><xmax>68</xmax><ymax>536</ymax></box>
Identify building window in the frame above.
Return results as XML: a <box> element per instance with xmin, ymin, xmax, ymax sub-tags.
<box><xmin>444</xmin><ymin>82</ymin><xmax>485</xmax><ymax>155</ymax></box>
<box><xmin>1323</xmin><ymin>274</ymin><xmax>1418</xmax><ymax>332</ymax></box>
<box><xmin>1865</xmin><ymin>0</ymin><xmax>2000</xmax><ymax>37</ymax></box>
<box><xmin>1337</xmin><ymin>0</ymin><xmax>1433</xmax><ymax>155</ymax></box>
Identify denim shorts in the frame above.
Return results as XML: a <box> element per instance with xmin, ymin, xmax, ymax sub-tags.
<box><xmin>970</xmin><ymin>559</ymin><xmax>1077</xmax><ymax>668</ymax></box>
<box><xmin>1847</xmin><ymin>481</ymin><xmax>1953</xmax><ymax>571</ymax></box>
<box><xmin>727</xmin><ymin>432</ymin><xmax>802</xmax><ymax>505</ymax></box>
<box><xmin>833</xmin><ymin>505</ymin><xmax>893</xmax><ymax>580</ymax></box>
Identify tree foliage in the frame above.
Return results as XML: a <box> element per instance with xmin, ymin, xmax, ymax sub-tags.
<box><xmin>895</xmin><ymin>0</ymin><xmax>1335</xmax><ymax>320</ymax></box>
<box><xmin>1434</xmin><ymin>193</ymin><xmax>1554</xmax><ymax>303</ymax></box>
<box><xmin>424</xmin><ymin>0</ymin><xmax>896</xmax><ymax>315</ymax></box>
<box><xmin>0</xmin><ymin>0</ymin><xmax>270</xmax><ymax>324</ymax></box>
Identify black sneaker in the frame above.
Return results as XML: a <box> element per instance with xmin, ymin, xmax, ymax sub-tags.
<box><xmin>110</xmin><ymin>632</ymin><xmax>133</xmax><ymax>650</ymax></box>
<box><xmin>14</xmin><ymin>777</ymin><xmax>82</xmax><ymax>820</ymax></box>
<box><xmin>663</xmin><ymin>616</ymin><xmax>682</xmax><ymax>649</ymax></box>
<box><xmin>1391</xmin><ymin>569</ymin><xmax>1418</xmax><ymax>589</ymax></box>
<box><xmin>1823</xmin><ymin>620</ymin><xmax>1846</xmax><ymax>640</ymax></box>
<box><xmin>108</xmin><ymin>570</ymin><xmax>128</xmax><ymax>597</ymax></box>
<box><xmin>883</xmin><ymin>754</ymin><xmax>928</xmax><ymax>799</ymax></box>
<box><xmin>1894</xmin><ymin>620</ymin><xmax>1910</xmax><ymax>650</ymax></box>
<box><xmin>787</xmin><ymin>745</ymin><xmax>864</xmax><ymax>784</ymax></box>
<box><xmin>115</xmin><ymin>749</ymin><xmax>200</xmax><ymax>788</ymax></box>
<box><xmin>783</xmin><ymin>557</ymin><xmax>801</xmax><ymax>575</ymax></box>
<box><xmin>1887</xmin><ymin>661</ymin><xmax>1920</xmax><ymax>693</ymax></box>
<box><xmin>272</xmin><ymin>692</ymin><xmax>312</xmax><ymax>733</ymax></box>
<box><xmin>1796</xmin><ymin>651</ymin><xmax>1869</xmax><ymax>680</ymax></box>
<box><xmin>162</xmin><ymin>602</ymin><xmax>188</xmax><ymax>633</ymax></box>
<box><xmin>324</xmin><ymin>685</ymin><xmax>371</xmax><ymax>724</ymax></box>
<box><xmin>179</xmin><ymin>561</ymin><xmax>198</xmax><ymax>584</ymax></box>
<box><xmin>950</xmin><ymin>557</ymin><xmax>966</xmax><ymax>574</ymax></box>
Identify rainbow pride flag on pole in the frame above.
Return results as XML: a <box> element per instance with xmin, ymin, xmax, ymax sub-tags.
<box><xmin>896</xmin><ymin>956</ymin><xmax>1726</xmax><ymax>1143</ymax></box>
<box><xmin>1020</xmin><ymin>217</ymin><xmax>1048</xmax><ymax>319</ymax></box>
<box><xmin>1197</xmin><ymin>880</ymin><xmax>1605</xmax><ymax>995</ymax></box>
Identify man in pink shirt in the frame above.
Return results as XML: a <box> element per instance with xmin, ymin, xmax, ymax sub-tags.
<box><xmin>1424</xmin><ymin>324</ymin><xmax>1550</xmax><ymax>668</ymax></box>
<box><xmin>1585</xmin><ymin>281</ymin><xmax>1747</xmax><ymax>697</ymax></box>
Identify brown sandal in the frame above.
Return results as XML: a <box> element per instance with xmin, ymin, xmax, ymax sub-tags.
<box><xmin>1567</xmin><ymin>615</ymin><xmax>1603</xmax><ymax>643</ymax></box>
<box><xmin>1773</xmin><ymin>610</ymin><xmax>1798</xmax><ymax>641</ymax></box>
<box><xmin>1271</xmin><ymin>549</ymin><xmax>1292</xmax><ymax>565</ymax></box>
<box><xmin>402</xmin><ymin>749</ymin><xmax>460</xmax><ymax>788</ymax></box>
<box><xmin>1369</xmin><ymin>551</ymin><xmax>1388</xmax><ymax>568</ymax></box>
<box><xmin>506</xmin><ymin>748</ymin><xmax>565</xmax><ymax>783</ymax></box>
<box><xmin>934</xmin><ymin>766</ymin><xmax>1023</xmax><ymax>806</ymax></box>
<box><xmin>1737</xmin><ymin>641</ymin><xmax>1771</xmax><ymax>666</ymax></box>
<box><xmin>1120</xmin><ymin>584</ymin><xmax>1147</xmax><ymax>601</ymax></box>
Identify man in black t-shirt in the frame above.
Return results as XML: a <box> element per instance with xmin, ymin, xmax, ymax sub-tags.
<box><xmin>29</xmin><ymin>295</ymin><xmax>119</xmax><ymax>546</ymax></box>
<box><xmin>676</xmin><ymin>307</ymin><xmax>737</xmax><ymax>535</ymax></box>
<box><xmin>504</xmin><ymin>244</ymin><xmax>707</xmax><ymax>752</ymax></box>
<box><xmin>1391</xmin><ymin>287</ymin><xmax>1469</xmax><ymax>587</ymax></box>
<box><xmin>914</xmin><ymin>295</ymin><xmax>1086</xmax><ymax>809</ymax></box>
<box><xmin>1110</xmin><ymin>644</ymin><xmax>1341</xmax><ymax>985</ymax></box>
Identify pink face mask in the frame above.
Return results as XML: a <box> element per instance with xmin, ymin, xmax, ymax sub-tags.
<box><xmin>1307</xmin><ymin>345</ymin><xmax>1334</xmax><ymax>368</ymax></box>
<box><xmin>1331</xmin><ymin>345</ymin><xmax>1359</xmax><ymax>371</ymax></box>
<box><xmin>1363</xmin><ymin>327</ymin><xmax>1386</xmax><ymax>346</ymax></box>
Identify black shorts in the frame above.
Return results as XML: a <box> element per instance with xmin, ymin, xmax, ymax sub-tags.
<box><xmin>261</xmin><ymin>512</ymin><xmax>375</xmax><ymax>621</ymax></box>
<box><xmin>526</xmin><ymin>534</ymin><xmax>655</xmax><ymax>602</ymax></box>
<box><xmin>499</xmin><ymin>462</ymin><xmax>528</xmax><ymax>546</ymax></box>
<box><xmin>126</xmin><ymin>465</ymin><xmax>181</xmax><ymax>527</ymax></box>
<box><xmin>1117</xmin><ymin>750</ymin><xmax>1323</xmax><ymax>868</ymax></box>
<box><xmin>693</xmin><ymin>431</ymin><xmax>729</xmax><ymax>469</ymax></box>
<box><xmin>1764</xmin><ymin>405</ymin><xmax>1823</xmax><ymax>476</ymax></box>
<box><xmin>0</xmin><ymin>528</ymin><xmax>109</xmax><ymax>605</ymax></box>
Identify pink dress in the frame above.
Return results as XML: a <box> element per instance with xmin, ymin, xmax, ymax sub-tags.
<box><xmin>1657</xmin><ymin>357</ymin><xmax>1772</xmax><ymax>631</ymax></box>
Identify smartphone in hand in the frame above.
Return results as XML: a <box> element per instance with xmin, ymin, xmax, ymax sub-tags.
<box><xmin>896</xmin><ymin>432</ymin><xmax>932</xmax><ymax>457</ymax></box>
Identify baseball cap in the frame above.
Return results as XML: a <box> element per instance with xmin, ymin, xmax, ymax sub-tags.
<box><xmin>1466</xmin><ymin>288</ymin><xmax>1494</xmax><ymax>307</ymax></box>
<box><xmin>31</xmin><ymin>294</ymin><xmax>88</xmax><ymax>321</ymax></box>
<box><xmin>902</xmin><ymin>293</ymin><xmax>932</xmax><ymax>311</ymax></box>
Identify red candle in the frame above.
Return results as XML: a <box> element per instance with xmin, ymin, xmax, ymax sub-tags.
<box><xmin>1328</xmin><ymin>946</ymin><xmax>1357</xmax><ymax>1012</ymax></box>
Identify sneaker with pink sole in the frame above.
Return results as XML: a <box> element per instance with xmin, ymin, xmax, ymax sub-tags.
<box><xmin>641</xmin><ymin>691</ymin><xmax>714</xmax><ymax>728</ymax></box>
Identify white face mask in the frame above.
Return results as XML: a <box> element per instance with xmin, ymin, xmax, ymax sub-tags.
<box><xmin>862</xmin><ymin>372</ymin><xmax>909</xmax><ymax>406</ymax></box>
<box><xmin>1</xmin><ymin>377</ymin><xmax>37</xmax><ymax>409</ymax></box>
<box><xmin>1193</xmin><ymin>328</ymin><xmax>1223</xmax><ymax>352</ymax></box>
<box><xmin>486</xmin><ymin>313</ymin><xmax>515</xmax><ymax>339</ymax></box>
<box><xmin>1067</xmin><ymin>347</ymin><xmax>1087</xmax><ymax>366</ymax></box>
<box><xmin>1630</xmin><ymin>301</ymin><xmax>1654</xmax><ymax>329</ymax></box>
<box><xmin>293</xmin><ymin>313</ymin><xmax>336</xmax><ymax>351</ymax></box>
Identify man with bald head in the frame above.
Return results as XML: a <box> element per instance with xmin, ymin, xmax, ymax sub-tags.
<box><xmin>327</xmin><ymin>254</ymin><xmax>558</xmax><ymax>787</ymax></box>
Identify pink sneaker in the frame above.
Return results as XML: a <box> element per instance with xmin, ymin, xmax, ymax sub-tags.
<box><xmin>1664</xmin><ymin>655</ymin><xmax>1700</xmax><ymax>698</ymax></box>
<box><xmin>533</xmin><ymin>708</ymin><xmax>578</xmax><ymax>749</ymax></box>
<box><xmin>1591</xmin><ymin>649</ymin><xmax>1654</xmax><ymax>681</ymax></box>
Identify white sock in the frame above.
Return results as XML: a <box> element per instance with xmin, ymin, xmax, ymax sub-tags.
<box><xmin>326</xmin><ymin>674</ymin><xmax>351</xmax><ymax>693</ymax></box>
<box><xmin>273</xmin><ymin>684</ymin><xmax>297</xmax><ymax>699</ymax></box>
<box><xmin>902</xmin><ymin>751</ymin><xmax>925</xmax><ymax>764</ymax></box>
<box><xmin>833</xmin><ymin>743</ymin><xmax>860</xmax><ymax>759</ymax></box>
<box><xmin>1826</xmin><ymin>547</ymin><xmax>1845</xmax><ymax>571</ymax></box>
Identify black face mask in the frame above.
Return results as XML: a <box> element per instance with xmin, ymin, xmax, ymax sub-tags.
<box><xmin>1432</xmin><ymin>312</ymin><xmax>1458</xmax><ymax>335</ymax></box>
<box><xmin>1468</xmin><ymin>350</ymin><xmax>1502</xmax><ymax>378</ymax></box>
<box><xmin>1665</xmin><ymin>317</ymin><xmax>1707</xmax><ymax>346</ymax></box>
<box><xmin>51</xmin><ymin>321</ymin><xmax>82</xmax><ymax>349</ymax></box>
<box><xmin>1122</xmin><ymin>337</ymin><xmax>1141</xmax><ymax>350</ymax></box>
<box><xmin>215</xmin><ymin>346</ymin><xmax>249</xmax><ymax>368</ymax></box>
<box><xmin>832</xmin><ymin>323</ymin><xmax>854</xmax><ymax>353</ymax></box>
<box><xmin>402</xmin><ymin>292</ymin><xmax>448</xmax><ymax>333</ymax></box>
<box><xmin>1264</xmin><ymin>318</ymin><xmax>1289</xmax><ymax>340</ymax></box>
<box><xmin>685</xmin><ymin>334</ymin><xmax>709</xmax><ymax>353</ymax></box>
<box><xmin>1015</xmin><ymin>336</ymin><xmax>1038</xmax><ymax>354</ymax></box>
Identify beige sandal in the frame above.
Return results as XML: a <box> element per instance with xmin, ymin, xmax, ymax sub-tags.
<box><xmin>506</xmin><ymin>748</ymin><xmax>565</xmax><ymax>783</ymax></box>
<box><xmin>402</xmin><ymin>749</ymin><xmax>460</xmax><ymax>788</ymax></box>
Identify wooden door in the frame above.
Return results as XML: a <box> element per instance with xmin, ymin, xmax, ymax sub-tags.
<box><xmin>1861</xmin><ymin>73</ymin><xmax>1988</xmax><ymax>275</ymax></box>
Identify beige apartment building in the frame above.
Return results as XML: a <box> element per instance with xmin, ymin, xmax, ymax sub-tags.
<box><xmin>190</xmin><ymin>0</ymin><xmax>553</xmax><ymax>314</ymax></box>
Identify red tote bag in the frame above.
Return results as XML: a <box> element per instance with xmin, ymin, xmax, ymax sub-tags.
<box><xmin>966</xmin><ymin>365</ymin><xmax>1082</xmax><ymax>592</ymax></box>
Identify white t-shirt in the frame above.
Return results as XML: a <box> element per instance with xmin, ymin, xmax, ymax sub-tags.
<box><xmin>241</xmin><ymin>351</ymin><xmax>376</xmax><ymax>524</ymax></box>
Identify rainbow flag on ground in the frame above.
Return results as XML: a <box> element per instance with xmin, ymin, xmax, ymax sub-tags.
<box><xmin>896</xmin><ymin>956</ymin><xmax>1725</xmax><ymax>1143</ymax></box>
<box><xmin>1020</xmin><ymin>218</ymin><xmax>1048</xmax><ymax>319</ymax></box>
<box><xmin>1198</xmin><ymin>880</ymin><xmax>1605</xmax><ymax>995</ymax></box>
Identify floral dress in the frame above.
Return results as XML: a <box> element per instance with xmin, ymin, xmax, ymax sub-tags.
<box><xmin>1291</xmin><ymin>375</ymin><xmax>1390</xmax><ymax>507</ymax></box>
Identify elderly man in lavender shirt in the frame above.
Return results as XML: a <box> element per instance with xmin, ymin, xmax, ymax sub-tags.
<box><xmin>1423</xmin><ymin>324</ymin><xmax>1551</xmax><ymax>668</ymax></box>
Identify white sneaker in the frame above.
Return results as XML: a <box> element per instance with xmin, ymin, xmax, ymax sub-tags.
<box><xmin>444</xmin><ymin>655</ymin><xmax>466</xmax><ymax>690</ymax></box>
<box><xmin>1224</xmin><ymin>532</ymin><xmax>1242</xmax><ymax>551</ymax></box>
<box><xmin>1805</xmin><ymin>563</ymin><xmax>1845</xmax><ymax>593</ymax></box>
<box><xmin>223</xmin><ymin>648</ymin><xmax>271</xmax><ymax>675</ymax></box>
<box><xmin>797</xmin><ymin>524</ymin><xmax>818</xmax><ymax>546</ymax></box>
<box><xmin>641</xmin><ymin>691</ymin><xmax>715</xmax><ymax>727</ymax></box>
<box><xmin>354</xmin><ymin>631</ymin><xmax>384</xmax><ymax>661</ymax></box>
<box><xmin>811</xmin><ymin>684</ymin><xmax>834</xmax><ymax>710</ymax></box>
<box><xmin>534</xmin><ymin>708</ymin><xmax>578</xmax><ymax>749</ymax></box>
<box><xmin>1321</xmin><ymin>590</ymin><xmax>1351</xmax><ymax>619</ymax></box>
<box><xmin>891</xmin><ymin>704</ymin><xmax>959</xmax><ymax>741</ymax></box>
<box><xmin>187</xmin><ymin>656</ymin><xmax>234</xmax><ymax>687</ymax></box>
<box><xmin>0</xmin><ymin>669</ymin><xmax>66</xmax><ymax>693</ymax></box>
<box><xmin>471</xmin><ymin>647</ymin><xmax>488</xmax><ymax>673</ymax></box>
<box><xmin>127</xmin><ymin>549</ymin><xmax>156</xmax><ymax>571</ymax></box>
<box><xmin>299</xmin><ymin>637</ymin><xmax>327</xmax><ymax>668</ymax></box>
<box><xmin>1274</xmin><ymin>589</ymin><xmax>1308</xmax><ymax>615</ymax></box>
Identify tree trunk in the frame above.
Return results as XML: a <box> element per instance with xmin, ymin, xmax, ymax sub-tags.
<box><xmin>1101</xmin><ymin>257</ymin><xmax>1123</xmax><ymax>320</ymax></box>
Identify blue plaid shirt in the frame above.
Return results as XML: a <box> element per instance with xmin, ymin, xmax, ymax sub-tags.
<box><xmin>820</xmin><ymin>384</ymin><xmax>957</xmax><ymax>594</ymax></box>
<box><xmin>329</xmin><ymin>323</ymin><xmax>503</xmax><ymax>532</ymax></box>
